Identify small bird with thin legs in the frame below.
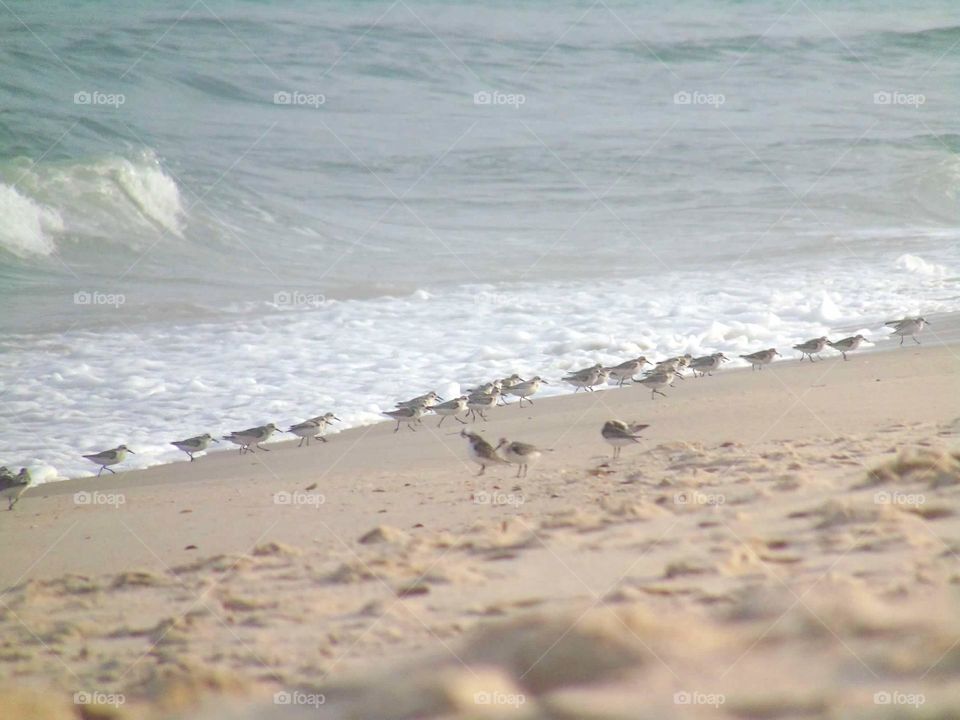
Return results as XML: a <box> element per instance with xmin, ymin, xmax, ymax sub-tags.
<box><xmin>171</xmin><ymin>433</ymin><xmax>218</xmax><ymax>461</ymax></box>
<box><xmin>601</xmin><ymin>420</ymin><xmax>650</xmax><ymax>458</ymax></box>
<box><xmin>383</xmin><ymin>404</ymin><xmax>426</xmax><ymax>432</ymax></box>
<box><xmin>431</xmin><ymin>396</ymin><xmax>468</xmax><ymax>426</ymax></box>
<box><xmin>82</xmin><ymin>445</ymin><xmax>135</xmax><ymax>476</ymax></box>
<box><xmin>886</xmin><ymin>317</ymin><xmax>929</xmax><ymax>345</ymax></box>
<box><xmin>793</xmin><ymin>337</ymin><xmax>828</xmax><ymax>362</ymax></box>
<box><xmin>689</xmin><ymin>352</ymin><xmax>728</xmax><ymax>377</ymax></box>
<box><xmin>0</xmin><ymin>468</ymin><xmax>31</xmax><ymax>510</ymax></box>
<box><xmin>460</xmin><ymin>430</ymin><xmax>507</xmax><ymax>475</ymax></box>
<box><xmin>740</xmin><ymin>348</ymin><xmax>780</xmax><ymax>371</ymax></box>
<box><xmin>605</xmin><ymin>356</ymin><xmax>651</xmax><ymax>387</ymax></box>
<box><xmin>495</xmin><ymin>438</ymin><xmax>544</xmax><ymax>478</ymax></box>
<box><xmin>827</xmin><ymin>334</ymin><xmax>867</xmax><ymax>361</ymax></box>
<box><xmin>224</xmin><ymin>424</ymin><xmax>279</xmax><ymax>453</ymax></box>
<box><xmin>510</xmin><ymin>376</ymin><xmax>547</xmax><ymax>407</ymax></box>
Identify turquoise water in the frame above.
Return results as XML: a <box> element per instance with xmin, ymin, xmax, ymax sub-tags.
<box><xmin>1</xmin><ymin>1</ymin><xmax>958</xmax><ymax>477</ymax></box>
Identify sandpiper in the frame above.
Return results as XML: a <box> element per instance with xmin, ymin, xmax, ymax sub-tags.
<box><xmin>827</xmin><ymin>334</ymin><xmax>867</xmax><ymax>361</ymax></box>
<box><xmin>82</xmin><ymin>445</ymin><xmax>135</xmax><ymax>476</ymax></box>
<box><xmin>495</xmin><ymin>438</ymin><xmax>543</xmax><ymax>478</ymax></box>
<box><xmin>510</xmin><ymin>376</ymin><xmax>547</xmax><ymax>407</ymax></box>
<box><xmin>224</xmin><ymin>424</ymin><xmax>279</xmax><ymax>453</ymax></box>
<box><xmin>650</xmin><ymin>357</ymin><xmax>687</xmax><ymax>379</ymax></box>
<box><xmin>383</xmin><ymin>404</ymin><xmax>426</xmax><ymax>432</ymax></box>
<box><xmin>740</xmin><ymin>348</ymin><xmax>780</xmax><ymax>371</ymax></box>
<box><xmin>287</xmin><ymin>420</ymin><xmax>325</xmax><ymax>447</ymax></box>
<box><xmin>605</xmin><ymin>356</ymin><xmax>651</xmax><ymax>387</ymax></box>
<box><xmin>0</xmin><ymin>468</ymin><xmax>30</xmax><ymax>510</ymax></box>
<box><xmin>467</xmin><ymin>392</ymin><xmax>498</xmax><ymax>422</ymax></box>
<box><xmin>306</xmin><ymin>412</ymin><xmax>340</xmax><ymax>440</ymax></box>
<box><xmin>689</xmin><ymin>352</ymin><xmax>728</xmax><ymax>377</ymax></box>
<box><xmin>432</xmin><ymin>396</ymin><xmax>469</xmax><ymax>426</ymax></box>
<box><xmin>563</xmin><ymin>364</ymin><xmax>606</xmax><ymax>392</ymax></box>
<box><xmin>601</xmin><ymin>420</ymin><xmax>650</xmax><ymax>458</ymax></box>
<box><xmin>498</xmin><ymin>374</ymin><xmax>525</xmax><ymax>403</ymax></box>
<box><xmin>397</xmin><ymin>391</ymin><xmax>442</xmax><ymax>409</ymax></box>
<box><xmin>886</xmin><ymin>317</ymin><xmax>929</xmax><ymax>345</ymax></box>
<box><xmin>636</xmin><ymin>371</ymin><xmax>676</xmax><ymax>399</ymax></box>
<box><xmin>460</xmin><ymin>430</ymin><xmax>507</xmax><ymax>475</ymax></box>
<box><xmin>793</xmin><ymin>337</ymin><xmax>829</xmax><ymax>362</ymax></box>
<box><xmin>170</xmin><ymin>433</ymin><xmax>218</xmax><ymax>461</ymax></box>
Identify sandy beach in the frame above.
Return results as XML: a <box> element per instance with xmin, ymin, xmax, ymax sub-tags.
<box><xmin>2</xmin><ymin>341</ymin><xmax>959</xmax><ymax>719</ymax></box>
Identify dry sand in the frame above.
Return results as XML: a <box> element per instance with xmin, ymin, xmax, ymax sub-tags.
<box><xmin>2</xmin><ymin>343</ymin><xmax>959</xmax><ymax>719</ymax></box>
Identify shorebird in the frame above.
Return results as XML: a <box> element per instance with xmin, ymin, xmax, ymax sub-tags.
<box><xmin>740</xmin><ymin>348</ymin><xmax>780</xmax><ymax>371</ymax></box>
<box><xmin>170</xmin><ymin>433</ymin><xmax>218</xmax><ymax>461</ymax></box>
<box><xmin>432</xmin><ymin>396</ymin><xmax>468</xmax><ymax>426</ymax></box>
<box><xmin>397</xmin><ymin>391</ymin><xmax>442</xmax><ymax>409</ymax></box>
<box><xmin>510</xmin><ymin>376</ymin><xmax>547</xmax><ymax>407</ymax></box>
<box><xmin>650</xmin><ymin>357</ymin><xmax>688</xmax><ymax>379</ymax></box>
<box><xmin>605</xmin><ymin>357</ymin><xmax>651</xmax><ymax>387</ymax></box>
<box><xmin>495</xmin><ymin>438</ymin><xmax>543</xmax><ymax>478</ymax></box>
<box><xmin>498</xmin><ymin>374</ymin><xmax>525</xmax><ymax>403</ymax></box>
<box><xmin>601</xmin><ymin>420</ymin><xmax>650</xmax><ymax>458</ymax></box>
<box><xmin>636</xmin><ymin>371</ymin><xmax>676</xmax><ymax>399</ymax></box>
<box><xmin>384</xmin><ymin>404</ymin><xmax>426</xmax><ymax>432</ymax></box>
<box><xmin>886</xmin><ymin>317</ymin><xmax>929</xmax><ymax>345</ymax></box>
<box><xmin>689</xmin><ymin>352</ymin><xmax>728</xmax><ymax>377</ymax></box>
<box><xmin>793</xmin><ymin>337</ymin><xmax>829</xmax><ymax>362</ymax></box>
<box><xmin>306</xmin><ymin>412</ymin><xmax>340</xmax><ymax>440</ymax></box>
<box><xmin>467</xmin><ymin>392</ymin><xmax>498</xmax><ymax>422</ymax></box>
<box><xmin>563</xmin><ymin>364</ymin><xmax>607</xmax><ymax>392</ymax></box>
<box><xmin>0</xmin><ymin>468</ymin><xmax>30</xmax><ymax>510</ymax></box>
<box><xmin>827</xmin><ymin>334</ymin><xmax>867</xmax><ymax>361</ymax></box>
<box><xmin>287</xmin><ymin>420</ymin><xmax>326</xmax><ymax>447</ymax></box>
<box><xmin>460</xmin><ymin>430</ymin><xmax>507</xmax><ymax>475</ymax></box>
<box><xmin>224</xmin><ymin>424</ymin><xmax>279</xmax><ymax>453</ymax></box>
<box><xmin>82</xmin><ymin>445</ymin><xmax>134</xmax><ymax>476</ymax></box>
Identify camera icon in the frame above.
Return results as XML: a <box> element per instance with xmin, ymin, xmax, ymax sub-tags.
<box><xmin>273</xmin><ymin>291</ymin><xmax>292</xmax><ymax>307</ymax></box>
<box><xmin>74</xmin><ymin>491</ymin><xmax>91</xmax><ymax>505</ymax></box>
<box><xmin>74</xmin><ymin>291</ymin><xmax>92</xmax><ymax>305</ymax></box>
<box><xmin>273</xmin><ymin>691</ymin><xmax>291</xmax><ymax>705</ymax></box>
<box><xmin>873</xmin><ymin>491</ymin><xmax>891</xmax><ymax>505</ymax></box>
<box><xmin>474</xmin><ymin>691</ymin><xmax>491</xmax><ymax>705</ymax></box>
<box><xmin>674</xmin><ymin>492</ymin><xmax>688</xmax><ymax>505</ymax></box>
<box><xmin>274</xmin><ymin>91</ymin><xmax>292</xmax><ymax>105</ymax></box>
<box><xmin>673</xmin><ymin>90</ymin><xmax>692</xmax><ymax>105</ymax></box>
<box><xmin>874</xmin><ymin>691</ymin><xmax>891</xmax><ymax>705</ymax></box>
<box><xmin>273</xmin><ymin>491</ymin><xmax>292</xmax><ymax>505</ymax></box>
<box><xmin>674</xmin><ymin>691</ymin><xmax>691</xmax><ymax>705</ymax></box>
<box><xmin>474</xmin><ymin>91</ymin><xmax>492</xmax><ymax>105</ymax></box>
<box><xmin>74</xmin><ymin>91</ymin><xmax>91</xmax><ymax>105</ymax></box>
<box><xmin>874</xmin><ymin>91</ymin><xmax>891</xmax><ymax>105</ymax></box>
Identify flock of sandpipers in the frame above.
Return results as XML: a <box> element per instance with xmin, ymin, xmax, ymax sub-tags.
<box><xmin>0</xmin><ymin>316</ymin><xmax>932</xmax><ymax>507</ymax></box>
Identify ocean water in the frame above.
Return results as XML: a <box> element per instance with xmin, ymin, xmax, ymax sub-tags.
<box><xmin>2</xmin><ymin>1</ymin><xmax>958</xmax><ymax>480</ymax></box>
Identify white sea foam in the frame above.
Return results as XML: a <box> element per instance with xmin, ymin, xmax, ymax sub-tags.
<box><xmin>0</xmin><ymin>151</ymin><xmax>183</xmax><ymax>257</ymax></box>
<box><xmin>2</xmin><ymin>253</ymin><xmax>956</xmax><ymax>482</ymax></box>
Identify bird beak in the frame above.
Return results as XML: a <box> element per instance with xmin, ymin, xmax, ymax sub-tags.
<box><xmin>128</xmin><ymin>449</ymin><xmax>136</xmax><ymax>454</ymax></box>
<box><xmin>333</xmin><ymin>416</ymin><xmax>341</xmax><ymax>422</ymax></box>
<box><xmin>211</xmin><ymin>438</ymin><xmax>220</xmax><ymax>443</ymax></box>
<box><xmin>542</xmin><ymin>379</ymin><xmax>550</xmax><ymax>384</ymax></box>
